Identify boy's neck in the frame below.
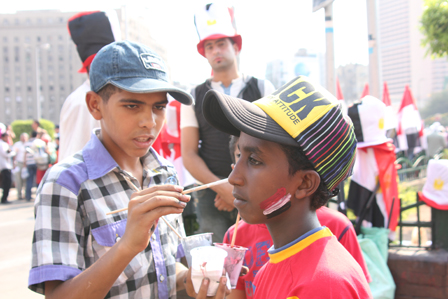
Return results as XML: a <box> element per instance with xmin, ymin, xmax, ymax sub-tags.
<box><xmin>121</xmin><ymin>160</ymin><xmax>144</xmax><ymax>188</ymax></box>
<box><xmin>266</xmin><ymin>209</ymin><xmax>321</xmax><ymax>249</ymax></box>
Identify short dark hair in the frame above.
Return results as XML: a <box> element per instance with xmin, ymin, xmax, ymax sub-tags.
<box><xmin>33</xmin><ymin>119</ymin><xmax>40</xmax><ymax>126</ymax></box>
<box><xmin>97</xmin><ymin>84</ymin><xmax>120</xmax><ymax>102</ymax></box>
<box><xmin>31</xmin><ymin>131</ymin><xmax>38</xmax><ymax>138</ymax></box>
<box><xmin>229</xmin><ymin>135</ymin><xmax>239</xmax><ymax>164</ymax></box>
<box><xmin>279</xmin><ymin>144</ymin><xmax>333</xmax><ymax>210</ymax></box>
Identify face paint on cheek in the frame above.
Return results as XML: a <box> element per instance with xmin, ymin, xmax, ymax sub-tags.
<box><xmin>259</xmin><ymin>188</ymin><xmax>292</xmax><ymax>219</ymax></box>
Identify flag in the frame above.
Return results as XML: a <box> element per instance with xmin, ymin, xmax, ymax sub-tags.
<box><xmin>336</xmin><ymin>78</ymin><xmax>344</xmax><ymax>100</ymax></box>
<box><xmin>361</xmin><ymin>83</ymin><xmax>370</xmax><ymax>98</ymax></box>
<box><xmin>396</xmin><ymin>85</ymin><xmax>424</xmax><ymax>151</ymax></box>
<box><xmin>347</xmin><ymin>142</ymin><xmax>399</xmax><ymax>233</ymax></box>
<box><xmin>382</xmin><ymin>82</ymin><xmax>397</xmax><ymax>131</ymax></box>
<box><xmin>382</xmin><ymin>82</ymin><xmax>391</xmax><ymax>106</ymax></box>
<box><xmin>336</xmin><ymin>77</ymin><xmax>348</xmax><ymax>115</ymax></box>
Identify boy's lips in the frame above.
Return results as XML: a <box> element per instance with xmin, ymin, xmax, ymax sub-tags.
<box><xmin>133</xmin><ymin>135</ymin><xmax>154</xmax><ymax>148</ymax></box>
<box><xmin>233</xmin><ymin>193</ymin><xmax>247</xmax><ymax>207</ymax></box>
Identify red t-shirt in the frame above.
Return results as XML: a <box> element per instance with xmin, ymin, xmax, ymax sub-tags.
<box><xmin>252</xmin><ymin>227</ymin><xmax>372</xmax><ymax>299</ymax></box>
<box><xmin>223</xmin><ymin>207</ymin><xmax>371</xmax><ymax>298</ymax></box>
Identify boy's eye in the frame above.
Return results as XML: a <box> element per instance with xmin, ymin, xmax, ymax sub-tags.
<box><xmin>248</xmin><ymin>156</ymin><xmax>261</xmax><ymax>165</ymax></box>
<box><xmin>155</xmin><ymin>105</ymin><xmax>167</xmax><ymax>111</ymax></box>
<box><xmin>125</xmin><ymin>104</ymin><xmax>138</xmax><ymax>109</ymax></box>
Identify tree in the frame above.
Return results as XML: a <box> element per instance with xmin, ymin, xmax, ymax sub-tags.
<box><xmin>421</xmin><ymin>0</ymin><xmax>448</xmax><ymax>58</ymax></box>
<box><xmin>11</xmin><ymin>119</ymin><xmax>55</xmax><ymax>143</ymax></box>
<box><xmin>420</xmin><ymin>89</ymin><xmax>448</xmax><ymax>126</ymax></box>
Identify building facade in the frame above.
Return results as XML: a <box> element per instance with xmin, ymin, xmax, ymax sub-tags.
<box><xmin>265</xmin><ymin>49</ymin><xmax>325</xmax><ymax>90</ymax></box>
<box><xmin>377</xmin><ymin>0</ymin><xmax>448</xmax><ymax>106</ymax></box>
<box><xmin>337</xmin><ymin>63</ymin><xmax>368</xmax><ymax>104</ymax></box>
<box><xmin>0</xmin><ymin>9</ymin><xmax>167</xmax><ymax>125</ymax></box>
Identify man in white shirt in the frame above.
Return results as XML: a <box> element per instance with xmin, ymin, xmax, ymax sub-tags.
<box><xmin>59</xmin><ymin>11</ymin><xmax>120</xmax><ymax>161</ymax></box>
<box><xmin>0</xmin><ymin>133</ymin><xmax>15</xmax><ymax>204</ymax></box>
<box><xmin>181</xmin><ymin>3</ymin><xmax>275</xmax><ymax>242</ymax></box>
<box><xmin>12</xmin><ymin>133</ymin><xmax>29</xmax><ymax>200</ymax></box>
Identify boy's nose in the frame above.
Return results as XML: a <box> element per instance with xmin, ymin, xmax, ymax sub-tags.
<box><xmin>228</xmin><ymin>162</ymin><xmax>243</xmax><ymax>187</ymax></box>
<box><xmin>139</xmin><ymin>111</ymin><xmax>156</xmax><ymax>128</ymax></box>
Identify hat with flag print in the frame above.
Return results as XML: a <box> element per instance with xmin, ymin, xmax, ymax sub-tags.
<box><xmin>348</xmin><ymin>95</ymin><xmax>390</xmax><ymax>149</ymax></box>
<box><xmin>202</xmin><ymin>76</ymin><xmax>357</xmax><ymax>192</ymax></box>
<box><xmin>419</xmin><ymin>159</ymin><xmax>448</xmax><ymax>210</ymax></box>
<box><xmin>68</xmin><ymin>10</ymin><xmax>121</xmax><ymax>73</ymax></box>
<box><xmin>194</xmin><ymin>3</ymin><xmax>242</xmax><ymax>57</ymax></box>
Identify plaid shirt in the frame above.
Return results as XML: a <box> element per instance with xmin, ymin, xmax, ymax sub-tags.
<box><xmin>29</xmin><ymin>130</ymin><xmax>186</xmax><ymax>299</ymax></box>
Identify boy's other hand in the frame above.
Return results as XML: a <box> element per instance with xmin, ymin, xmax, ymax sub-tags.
<box><xmin>214</xmin><ymin>182</ymin><xmax>236</xmax><ymax>207</ymax></box>
<box><xmin>184</xmin><ymin>267</ymin><xmax>230</xmax><ymax>299</ymax></box>
<box><xmin>120</xmin><ymin>184</ymin><xmax>190</xmax><ymax>256</ymax></box>
<box><xmin>214</xmin><ymin>194</ymin><xmax>235</xmax><ymax>212</ymax></box>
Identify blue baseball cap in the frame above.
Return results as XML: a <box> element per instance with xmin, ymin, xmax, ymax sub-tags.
<box><xmin>90</xmin><ymin>41</ymin><xmax>194</xmax><ymax>105</ymax></box>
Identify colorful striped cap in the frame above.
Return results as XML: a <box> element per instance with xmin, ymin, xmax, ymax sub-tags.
<box><xmin>202</xmin><ymin>76</ymin><xmax>357</xmax><ymax>191</ymax></box>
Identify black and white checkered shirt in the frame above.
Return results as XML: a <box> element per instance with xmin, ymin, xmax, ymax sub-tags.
<box><xmin>29</xmin><ymin>130</ymin><xmax>186</xmax><ymax>298</ymax></box>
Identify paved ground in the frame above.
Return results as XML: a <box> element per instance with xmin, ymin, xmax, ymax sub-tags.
<box><xmin>0</xmin><ymin>188</ymin><xmax>41</xmax><ymax>298</ymax></box>
<box><xmin>0</xmin><ymin>187</ymin><xmax>194</xmax><ymax>299</ymax></box>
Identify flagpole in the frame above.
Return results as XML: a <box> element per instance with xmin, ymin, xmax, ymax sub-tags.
<box><xmin>324</xmin><ymin>3</ymin><xmax>336</xmax><ymax>95</ymax></box>
<box><xmin>366</xmin><ymin>0</ymin><xmax>380</xmax><ymax>98</ymax></box>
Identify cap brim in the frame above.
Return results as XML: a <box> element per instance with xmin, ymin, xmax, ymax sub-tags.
<box><xmin>357</xmin><ymin>137</ymin><xmax>392</xmax><ymax>149</ymax></box>
<box><xmin>202</xmin><ymin>90</ymin><xmax>298</xmax><ymax>147</ymax></box>
<box><xmin>109</xmin><ymin>78</ymin><xmax>194</xmax><ymax>105</ymax></box>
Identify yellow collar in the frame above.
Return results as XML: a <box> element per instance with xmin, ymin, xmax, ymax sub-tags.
<box><xmin>268</xmin><ymin>227</ymin><xmax>333</xmax><ymax>264</ymax></box>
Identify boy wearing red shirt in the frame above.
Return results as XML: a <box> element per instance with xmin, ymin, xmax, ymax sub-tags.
<box><xmin>202</xmin><ymin>76</ymin><xmax>372</xmax><ymax>299</ymax></box>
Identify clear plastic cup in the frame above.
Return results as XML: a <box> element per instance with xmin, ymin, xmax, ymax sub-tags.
<box><xmin>214</xmin><ymin>243</ymin><xmax>248</xmax><ymax>288</ymax></box>
<box><xmin>181</xmin><ymin>232</ymin><xmax>213</xmax><ymax>268</ymax></box>
<box><xmin>190</xmin><ymin>246</ymin><xmax>229</xmax><ymax>296</ymax></box>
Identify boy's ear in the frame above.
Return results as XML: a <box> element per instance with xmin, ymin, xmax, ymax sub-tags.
<box><xmin>86</xmin><ymin>91</ymin><xmax>103</xmax><ymax>121</ymax></box>
<box><xmin>294</xmin><ymin>170</ymin><xmax>320</xmax><ymax>200</ymax></box>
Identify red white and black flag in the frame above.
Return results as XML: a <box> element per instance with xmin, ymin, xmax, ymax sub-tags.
<box><xmin>347</xmin><ymin>97</ymin><xmax>399</xmax><ymax>232</ymax></box>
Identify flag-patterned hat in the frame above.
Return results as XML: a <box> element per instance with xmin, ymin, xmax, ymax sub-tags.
<box><xmin>194</xmin><ymin>3</ymin><xmax>242</xmax><ymax>57</ymax></box>
<box><xmin>202</xmin><ymin>76</ymin><xmax>357</xmax><ymax>192</ymax></box>
<box><xmin>419</xmin><ymin>159</ymin><xmax>448</xmax><ymax>210</ymax></box>
<box><xmin>68</xmin><ymin>11</ymin><xmax>121</xmax><ymax>73</ymax></box>
<box><xmin>348</xmin><ymin>96</ymin><xmax>390</xmax><ymax>149</ymax></box>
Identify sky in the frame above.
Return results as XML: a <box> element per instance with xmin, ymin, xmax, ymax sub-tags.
<box><xmin>3</xmin><ymin>0</ymin><xmax>369</xmax><ymax>86</ymax></box>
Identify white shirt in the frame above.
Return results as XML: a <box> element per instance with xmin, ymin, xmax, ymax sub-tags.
<box><xmin>59</xmin><ymin>79</ymin><xmax>100</xmax><ymax>161</ymax></box>
<box><xmin>0</xmin><ymin>140</ymin><xmax>15</xmax><ymax>170</ymax></box>
<box><xmin>180</xmin><ymin>76</ymin><xmax>276</xmax><ymax>129</ymax></box>
<box><xmin>12</xmin><ymin>141</ymin><xmax>26</xmax><ymax>163</ymax></box>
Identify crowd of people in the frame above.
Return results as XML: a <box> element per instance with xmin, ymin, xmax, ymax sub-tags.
<box><xmin>0</xmin><ymin>120</ymin><xmax>59</xmax><ymax>203</ymax></box>
<box><xmin>0</xmin><ymin>3</ymin><xmax>445</xmax><ymax>299</ymax></box>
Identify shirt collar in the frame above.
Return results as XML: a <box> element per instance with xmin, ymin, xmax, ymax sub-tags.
<box><xmin>267</xmin><ymin>226</ymin><xmax>333</xmax><ymax>264</ymax></box>
<box><xmin>83</xmin><ymin>129</ymin><xmax>173</xmax><ymax>181</ymax></box>
<box><xmin>83</xmin><ymin>129</ymin><xmax>119</xmax><ymax>180</ymax></box>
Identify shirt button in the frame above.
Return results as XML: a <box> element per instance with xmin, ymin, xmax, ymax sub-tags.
<box><xmin>160</xmin><ymin>275</ymin><xmax>165</xmax><ymax>282</ymax></box>
<box><xmin>115</xmin><ymin>234</ymin><xmax>121</xmax><ymax>243</ymax></box>
<box><xmin>151</xmin><ymin>234</ymin><xmax>156</xmax><ymax>241</ymax></box>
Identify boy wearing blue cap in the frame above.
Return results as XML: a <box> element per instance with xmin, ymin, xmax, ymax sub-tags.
<box><xmin>201</xmin><ymin>76</ymin><xmax>372</xmax><ymax>298</ymax></box>
<box><xmin>28</xmin><ymin>41</ymin><xmax>194</xmax><ymax>299</ymax></box>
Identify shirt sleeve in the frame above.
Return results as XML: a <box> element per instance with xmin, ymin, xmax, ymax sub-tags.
<box><xmin>28</xmin><ymin>178</ymin><xmax>87</xmax><ymax>294</ymax></box>
<box><xmin>338</xmin><ymin>223</ymin><xmax>372</xmax><ymax>283</ymax></box>
<box><xmin>180</xmin><ymin>103</ymin><xmax>198</xmax><ymax>129</ymax></box>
